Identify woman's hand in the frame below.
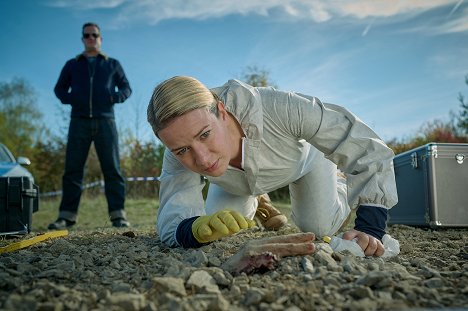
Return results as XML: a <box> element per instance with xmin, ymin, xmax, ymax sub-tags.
<box><xmin>192</xmin><ymin>209</ymin><xmax>256</xmax><ymax>243</ymax></box>
<box><xmin>342</xmin><ymin>229</ymin><xmax>384</xmax><ymax>257</ymax></box>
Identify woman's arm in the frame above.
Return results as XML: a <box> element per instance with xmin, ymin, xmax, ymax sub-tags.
<box><xmin>157</xmin><ymin>148</ymin><xmax>206</xmax><ymax>247</ymax></box>
<box><xmin>272</xmin><ymin>91</ymin><xmax>398</xmax><ymax>210</ymax></box>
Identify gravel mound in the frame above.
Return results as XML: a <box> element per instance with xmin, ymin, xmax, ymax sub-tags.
<box><xmin>1</xmin><ymin>225</ymin><xmax>467</xmax><ymax>310</ymax></box>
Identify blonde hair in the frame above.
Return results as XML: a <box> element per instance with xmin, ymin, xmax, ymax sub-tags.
<box><xmin>147</xmin><ymin>76</ymin><xmax>219</xmax><ymax>135</ymax></box>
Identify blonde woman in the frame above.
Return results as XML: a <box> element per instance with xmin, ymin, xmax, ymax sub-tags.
<box><xmin>147</xmin><ymin>76</ymin><xmax>398</xmax><ymax>256</ymax></box>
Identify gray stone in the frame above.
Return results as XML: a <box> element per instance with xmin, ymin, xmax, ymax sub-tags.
<box><xmin>208</xmin><ymin>255</ymin><xmax>222</xmax><ymax>267</ymax></box>
<box><xmin>418</xmin><ymin>266</ymin><xmax>442</xmax><ymax>279</ymax></box>
<box><xmin>376</xmin><ymin>290</ymin><xmax>393</xmax><ymax>300</ymax></box>
<box><xmin>55</xmin><ymin>260</ymin><xmax>75</xmax><ymax>272</ymax></box>
<box><xmin>230</xmin><ymin>285</ymin><xmax>241</xmax><ymax>296</ymax></box>
<box><xmin>356</xmin><ymin>271</ymin><xmax>392</xmax><ymax>287</ymax></box>
<box><xmin>186</xmin><ymin>270</ymin><xmax>220</xmax><ymax>294</ymax></box>
<box><xmin>189</xmin><ymin>294</ymin><xmax>230</xmax><ymax>311</ymax></box>
<box><xmin>315</xmin><ymin>249</ymin><xmax>338</xmax><ymax>269</ymax></box>
<box><xmin>80</xmin><ymin>269</ymin><xmax>95</xmax><ymax>279</ymax></box>
<box><xmin>3</xmin><ymin>294</ymin><xmax>37</xmax><ymax>311</ymax></box>
<box><xmin>301</xmin><ymin>257</ymin><xmax>314</xmax><ymax>273</ymax></box>
<box><xmin>37</xmin><ymin>301</ymin><xmax>64</xmax><ymax>311</ymax></box>
<box><xmin>186</xmin><ymin>249</ymin><xmax>208</xmax><ymax>267</ymax></box>
<box><xmin>152</xmin><ymin>276</ymin><xmax>187</xmax><ymax>297</ymax></box>
<box><xmin>244</xmin><ymin>287</ymin><xmax>265</xmax><ymax>305</ymax></box>
<box><xmin>111</xmin><ymin>282</ymin><xmax>132</xmax><ymax>293</ymax></box>
<box><xmin>367</xmin><ymin>262</ymin><xmax>380</xmax><ymax>271</ymax></box>
<box><xmin>349</xmin><ymin>286</ymin><xmax>374</xmax><ymax>299</ymax></box>
<box><xmin>211</xmin><ymin>269</ymin><xmax>232</xmax><ymax>287</ymax></box>
<box><xmin>106</xmin><ymin>293</ymin><xmax>146</xmax><ymax>311</ymax></box>
<box><xmin>423</xmin><ymin>277</ymin><xmax>445</xmax><ymax>288</ymax></box>
<box><xmin>316</xmin><ymin>242</ymin><xmax>334</xmax><ymax>254</ymax></box>
<box><xmin>346</xmin><ymin>297</ymin><xmax>377</xmax><ymax>311</ymax></box>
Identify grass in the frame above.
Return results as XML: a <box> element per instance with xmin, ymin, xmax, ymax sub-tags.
<box><xmin>33</xmin><ymin>196</ymin><xmax>355</xmax><ymax>233</ymax></box>
<box><xmin>33</xmin><ymin>196</ymin><xmax>160</xmax><ymax>232</ymax></box>
<box><xmin>27</xmin><ymin>194</ymin><xmax>355</xmax><ymax>236</ymax></box>
<box><xmin>33</xmin><ymin>196</ymin><xmax>295</xmax><ymax>232</ymax></box>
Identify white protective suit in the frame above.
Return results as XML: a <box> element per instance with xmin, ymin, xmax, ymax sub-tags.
<box><xmin>157</xmin><ymin>79</ymin><xmax>398</xmax><ymax>247</ymax></box>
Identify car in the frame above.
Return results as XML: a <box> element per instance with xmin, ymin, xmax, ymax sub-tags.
<box><xmin>0</xmin><ymin>143</ymin><xmax>34</xmax><ymax>182</ymax></box>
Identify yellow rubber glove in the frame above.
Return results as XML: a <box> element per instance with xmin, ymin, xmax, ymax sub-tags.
<box><xmin>192</xmin><ymin>209</ymin><xmax>256</xmax><ymax>243</ymax></box>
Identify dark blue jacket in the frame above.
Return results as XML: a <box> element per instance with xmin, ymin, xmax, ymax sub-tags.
<box><xmin>54</xmin><ymin>52</ymin><xmax>132</xmax><ymax>118</ymax></box>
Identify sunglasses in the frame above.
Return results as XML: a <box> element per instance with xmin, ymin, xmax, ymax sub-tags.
<box><xmin>83</xmin><ymin>33</ymin><xmax>100</xmax><ymax>39</ymax></box>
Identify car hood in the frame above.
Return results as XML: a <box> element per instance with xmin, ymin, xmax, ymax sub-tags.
<box><xmin>0</xmin><ymin>162</ymin><xmax>34</xmax><ymax>179</ymax></box>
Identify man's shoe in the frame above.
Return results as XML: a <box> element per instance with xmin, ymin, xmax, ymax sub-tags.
<box><xmin>255</xmin><ymin>194</ymin><xmax>288</xmax><ymax>230</ymax></box>
<box><xmin>112</xmin><ymin>218</ymin><xmax>130</xmax><ymax>228</ymax></box>
<box><xmin>48</xmin><ymin>218</ymin><xmax>75</xmax><ymax>230</ymax></box>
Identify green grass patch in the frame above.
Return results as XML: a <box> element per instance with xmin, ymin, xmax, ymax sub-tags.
<box><xmin>33</xmin><ymin>196</ymin><xmax>160</xmax><ymax>232</ymax></box>
<box><xmin>33</xmin><ymin>196</ymin><xmax>297</xmax><ymax>233</ymax></box>
<box><xmin>33</xmin><ymin>196</ymin><xmax>354</xmax><ymax>233</ymax></box>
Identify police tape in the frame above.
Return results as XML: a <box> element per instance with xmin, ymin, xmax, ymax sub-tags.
<box><xmin>0</xmin><ymin>230</ymin><xmax>69</xmax><ymax>253</ymax></box>
<box><xmin>40</xmin><ymin>176</ymin><xmax>160</xmax><ymax>198</ymax></box>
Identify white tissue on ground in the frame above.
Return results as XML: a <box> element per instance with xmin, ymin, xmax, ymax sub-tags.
<box><xmin>381</xmin><ymin>234</ymin><xmax>400</xmax><ymax>257</ymax></box>
<box><xmin>329</xmin><ymin>233</ymin><xmax>400</xmax><ymax>257</ymax></box>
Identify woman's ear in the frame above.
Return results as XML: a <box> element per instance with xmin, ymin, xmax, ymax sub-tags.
<box><xmin>217</xmin><ymin>101</ymin><xmax>228</xmax><ymax>120</ymax></box>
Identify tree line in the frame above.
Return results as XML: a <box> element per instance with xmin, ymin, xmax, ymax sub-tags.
<box><xmin>386</xmin><ymin>75</ymin><xmax>468</xmax><ymax>154</ymax></box>
<box><xmin>1</xmin><ymin>70</ymin><xmax>467</xmax><ymax>198</ymax></box>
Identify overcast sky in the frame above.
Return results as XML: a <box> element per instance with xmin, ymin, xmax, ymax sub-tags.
<box><xmin>1</xmin><ymin>0</ymin><xmax>467</xmax><ymax>143</ymax></box>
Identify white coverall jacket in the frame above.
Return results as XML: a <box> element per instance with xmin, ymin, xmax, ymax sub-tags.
<box><xmin>157</xmin><ymin>79</ymin><xmax>398</xmax><ymax>247</ymax></box>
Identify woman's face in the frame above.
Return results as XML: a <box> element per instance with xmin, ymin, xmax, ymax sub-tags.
<box><xmin>158</xmin><ymin>103</ymin><xmax>236</xmax><ymax>177</ymax></box>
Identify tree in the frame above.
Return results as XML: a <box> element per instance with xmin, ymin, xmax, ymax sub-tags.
<box><xmin>386</xmin><ymin>119</ymin><xmax>468</xmax><ymax>154</ymax></box>
<box><xmin>33</xmin><ymin>138</ymin><xmax>66</xmax><ymax>192</ymax></box>
<box><xmin>0</xmin><ymin>78</ymin><xmax>45</xmax><ymax>155</ymax></box>
<box><xmin>456</xmin><ymin>74</ymin><xmax>468</xmax><ymax>135</ymax></box>
<box><xmin>387</xmin><ymin>74</ymin><xmax>468</xmax><ymax>154</ymax></box>
<box><xmin>0</xmin><ymin>78</ymin><xmax>69</xmax><ymax>194</ymax></box>
<box><xmin>241</xmin><ymin>65</ymin><xmax>277</xmax><ymax>88</ymax></box>
<box><xmin>120</xmin><ymin>138</ymin><xmax>165</xmax><ymax>197</ymax></box>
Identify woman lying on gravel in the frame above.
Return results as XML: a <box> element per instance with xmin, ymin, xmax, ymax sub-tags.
<box><xmin>146</xmin><ymin>76</ymin><xmax>398</xmax><ymax>256</ymax></box>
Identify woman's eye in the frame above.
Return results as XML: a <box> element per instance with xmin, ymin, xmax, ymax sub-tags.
<box><xmin>201</xmin><ymin>130</ymin><xmax>211</xmax><ymax>139</ymax></box>
<box><xmin>176</xmin><ymin>147</ymin><xmax>188</xmax><ymax>156</ymax></box>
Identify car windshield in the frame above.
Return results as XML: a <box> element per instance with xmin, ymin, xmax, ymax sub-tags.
<box><xmin>0</xmin><ymin>145</ymin><xmax>14</xmax><ymax>162</ymax></box>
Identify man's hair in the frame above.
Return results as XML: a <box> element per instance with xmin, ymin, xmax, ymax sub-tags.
<box><xmin>82</xmin><ymin>22</ymin><xmax>100</xmax><ymax>34</ymax></box>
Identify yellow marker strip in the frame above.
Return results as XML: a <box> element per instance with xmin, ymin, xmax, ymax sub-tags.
<box><xmin>322</xmin><ymin>235</ymin><xmax>331</xmax><ymax>244</ymax></box>
<box><xmin>0</xmin><ymin>230</ymin><xmax>69</xmax><ymax>254</ymax></box>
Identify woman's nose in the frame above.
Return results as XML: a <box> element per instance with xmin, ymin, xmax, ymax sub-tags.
<box><xmin>194</xmin><ymin>147</ymin><xmax>210</xmax><ymax>167</ymax></box>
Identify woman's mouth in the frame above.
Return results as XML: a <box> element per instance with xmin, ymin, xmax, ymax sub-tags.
<box><xmin>204</xmin><ymin>160</ymin><xmax>219</xmax><ymax>173</ymax></box>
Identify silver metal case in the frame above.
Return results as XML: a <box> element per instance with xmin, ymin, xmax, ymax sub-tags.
<box><xmin>388</xmin><ymin>143</ymin><xmax>468</xmax><ymax>227</ymax></box>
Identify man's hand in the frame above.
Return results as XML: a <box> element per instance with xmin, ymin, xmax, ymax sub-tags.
<box><xmin>221</xmin><ymin>232</ymin><xmax>316</xmax><ymax>275</ymax></box>
<box><xmin>192</xmin><ymin>209</ymin><xmax>256</xmax><ymax>243</ymax></box>
<box><xmin>342</xmin><ymin>229</ymin><xmax>384</xmax><ymax>256</ymax></box>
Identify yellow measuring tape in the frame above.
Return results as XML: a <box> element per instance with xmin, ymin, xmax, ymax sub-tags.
<box><xmin>0</xmin><ymin>230</ymin><xmax>69</xmax><ymax>254</ymax></box>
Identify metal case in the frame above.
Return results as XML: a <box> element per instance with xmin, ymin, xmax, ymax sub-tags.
<box><xmin>0</xmin><ymin>176</ymin><xmax>39</xmax><ymax>235</ymax></box>
<box><xmin>388</xmin><ymin>143</ymin><xmax>468</xmax><ymax>227</ymax></box>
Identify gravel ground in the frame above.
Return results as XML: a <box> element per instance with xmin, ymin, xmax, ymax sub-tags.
<box><xmin>0</xmin><ymin>224</ymin><xmax>467</xmax><ymax>311</ymax></box>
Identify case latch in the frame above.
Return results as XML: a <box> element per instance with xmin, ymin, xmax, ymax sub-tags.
<box><xmin>411</xmin><ymin>152</ymin><xmax>418</xmax><ymax>169</ymax></box>
<box><xmin>455</xmin><ymin>153</ymin><xmax>465</xmax><ymax>164</ymax></box>
<box><xmin>429</xmin><ymin>144</ymin><xmax>438</xmax><ymax>158</ymax></box>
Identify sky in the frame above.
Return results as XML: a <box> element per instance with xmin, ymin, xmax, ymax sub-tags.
<box><xmin>1</xmin><ymin>0</ymin><xmax>467</xmax><ymax>143</ymax></box>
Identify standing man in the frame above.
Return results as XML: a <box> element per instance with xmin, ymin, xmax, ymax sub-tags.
<box><xmin>49</xmin><ymin>22</ymin><xmax>132</xmax><ymax>230</ymax></box>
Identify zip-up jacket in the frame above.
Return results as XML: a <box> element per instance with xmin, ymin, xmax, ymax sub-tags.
<box><xmin>54</xmin><ymin>52</ymin><xmax>132</xmax><ymax>118</ymax></box>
